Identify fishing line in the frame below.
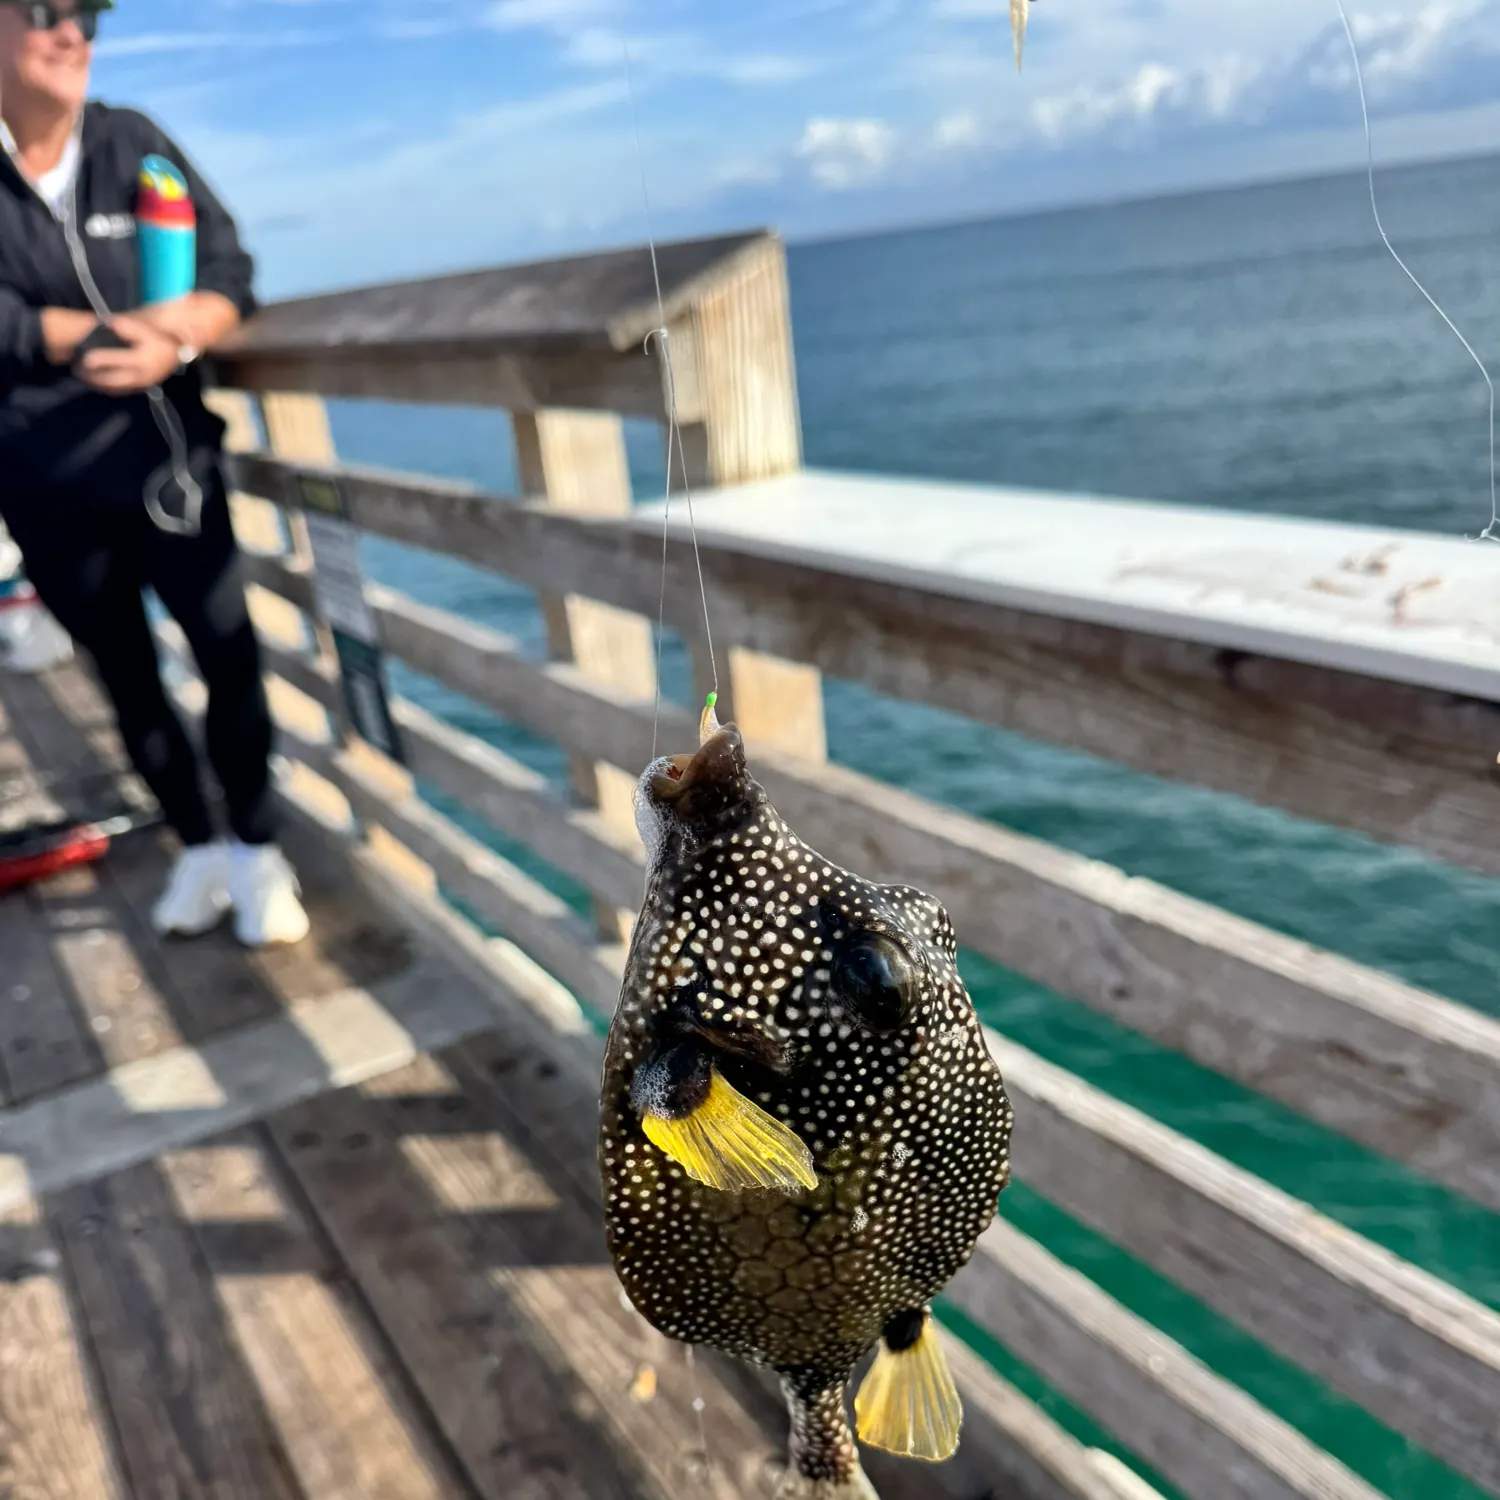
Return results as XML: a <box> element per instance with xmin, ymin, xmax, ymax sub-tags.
<box><xmin>684</xmin><ymin>1343</ymin><xmax>715</xmax><ymax>1485</ymax></box>
<box><xmin>619</xmin><ymin>49</ymin><xmax>726</xmax><ymax>1480</ymax></box>
<box><xmin>1333</xmin><ymin>0</ymin><xmax>1498</xmax><ymax>543</ymax></box>
<box><xmin>619</xmin><ymin>40</ymin><xmax>721</xmax><ymax>762</ymax></box>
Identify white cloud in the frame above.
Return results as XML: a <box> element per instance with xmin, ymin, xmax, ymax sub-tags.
<box><xmin>795</xmin><ymin>116</ymin><xmax>896</xmax><ymax>188</ymax></box>
<box><xmin>94</xmin><ymin>29</ymin><xmax>324</xmax><ymax>57</ymax></box>
<box><xmin>724</xmin><ymin>53</ymin><xmax>821</xmax><ymax>85</ymax></box>
<box><xmin>487</xmin><ymin>0</ymin><xmax>614</xmax><ymax>26</ymax></box>
<box><xmin>930</xmin><ymin>0</ymin><xmax>1008</xmax><ymax>15</ymax></box>
<box><xmin>483</xmin><ymin>0</ymin><xmax>818</xmax><ymax>86</ymax></box>
<box><xmin>1302</xmin><ymin>0</ymin><xmax>1500</xmax><ymax>96</ymax></box>
<box><xmin>376</xmin><ymin>18</ymin><xmax>466</xmax><ymax>39</ymax></box>
<box><xmin>933</xmin><ymin>110</ymin><xmax>981</xmax><ymax>148</ymax></box>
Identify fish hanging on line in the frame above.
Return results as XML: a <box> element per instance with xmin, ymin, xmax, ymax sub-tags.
<box><xmin>599</xmin><ymin>698</ymin><xmax>1014</xmax><ymax>1498</ymax></box>
<box><xmin>1011</xmin><ymin>0</ymin><xmax>1030</xmax><ymax>70</ymax></box>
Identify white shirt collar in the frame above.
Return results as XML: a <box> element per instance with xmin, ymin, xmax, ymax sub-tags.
<box><xmin>1</xmin><ymin>111</ymin><xmax>83</xmax><ymax>218</ymax></box>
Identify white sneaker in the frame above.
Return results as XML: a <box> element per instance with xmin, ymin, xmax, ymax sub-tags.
<box><xmin>228</xmin><ymin>842</ymin><xmax>310</xmax><ymax>948</ymax></box>
<box><xmin>152</xmin><ymin>841</ymin><xmax>232</xmax><ymax>936</ymax></box>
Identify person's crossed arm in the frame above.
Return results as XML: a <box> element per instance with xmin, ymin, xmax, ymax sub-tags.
<box><xmin>2</xmin><ymin>111</ymin><xmax>255</xmax><ymax>397</ymax></box>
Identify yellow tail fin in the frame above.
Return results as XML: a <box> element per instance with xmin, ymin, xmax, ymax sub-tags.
<box><xmin>641</xmin><ymin>1066</ymin><xmax>817</xmax><ymax>1194</ymax></box>
<box><xmin>854</xmin><ymin>1313</ymin><xmax>962</xmax><ymax>1461</ymax></box>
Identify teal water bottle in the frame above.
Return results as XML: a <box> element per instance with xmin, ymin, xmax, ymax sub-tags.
<box><xmin>136</xmin><ymin>154</ymin><xmax>195</xmax><ymax>304</ymax></box>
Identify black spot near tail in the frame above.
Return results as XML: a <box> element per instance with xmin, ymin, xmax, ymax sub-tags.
<box><xmin>883</xmin><ymin>1307</ymin><xmax>925</xmax><ymax>1352</ymax></box>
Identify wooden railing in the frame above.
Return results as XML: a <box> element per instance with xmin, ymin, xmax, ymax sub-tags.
<box><xmin>172</xmin><ymin>229</ymin><xmax>1500</xmax><ymax>1500</ymax></box>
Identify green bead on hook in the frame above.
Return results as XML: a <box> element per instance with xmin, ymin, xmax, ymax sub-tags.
<box><xmin>699</xmin><ymin>690</ymin><xmax>721</xmax><ymax>746</ymax></box>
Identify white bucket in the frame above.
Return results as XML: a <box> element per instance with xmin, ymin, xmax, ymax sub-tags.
<box><xmin>0</xmin><ymin>528</ymin><xmax>73</xmax><ymax>673</ymax></box>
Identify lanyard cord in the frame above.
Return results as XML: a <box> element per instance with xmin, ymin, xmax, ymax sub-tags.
<box><xmin>2</xmin><ymin>103</ymin><xmax>204</xmax><ymax>536</ymax></box>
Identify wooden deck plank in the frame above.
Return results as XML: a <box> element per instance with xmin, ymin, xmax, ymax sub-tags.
<box><xmin>263</xmin><ymin>1076</ymin><xmax>659</xmax><ymax>1500</ymax></box>
<box><xmin>0</xmin><ymin>947</ymin><xmax>498</xmax><ymax>1220</ymax></box>
<box><xmin>0</xmin><ymin>887</ymin><xmax>100</xmax><ymax>1107</ymax></box>
<box><xmin>0</xmin><ymin>1196</ymin><xmax>125</xmax><ymax>1500</ymax></box>
<box><xmin>0</xmin><ymin>676</ymin><xmax>123</xmax><ymax>1106</ymax></box>
<box><xmin>1</xmin><ymin>668</ymin><xmax>198</xmax><ymax>1075</ymax></box>
<box><xmin>18</xmin><ymin>664</ymin><xmax>280</xmax><ymax>1040</ymax></box>
<box><xmin>31</xmin><ymin>862</ymin><xmax>190</xmax><ymax>1074</ymax></box>
<box><xmin>49</xmin><ymin>1160</ymin><xmax>304</xmax><ymax>1500</ymax></box>
<box><xmin>157</xmin><ymin>1128</ymin><xmax>470</xmax><ymax>1500</ymax></box>
<box><xmin>376</xmin><ymin>1052</ymin><xmax>779</xmax><ymax>1500</ymax></box>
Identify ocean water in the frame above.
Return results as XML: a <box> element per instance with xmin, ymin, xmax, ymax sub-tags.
<box><xmin>322</xmin><ymin>154</ymin><xmax>1500</xmax><ymax>1500</ymax></box>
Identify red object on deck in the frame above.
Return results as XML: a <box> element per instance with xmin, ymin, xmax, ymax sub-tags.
<box><xmin>0</xmin><ymin>823</ymin><xmax>113</xmax><ymax>894</ymax></box>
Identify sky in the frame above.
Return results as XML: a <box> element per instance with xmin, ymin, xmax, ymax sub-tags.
<box><xmin>89</xmin><ymin>0</ymin><xmax>1500</xmax><ymax>298</ymax></box>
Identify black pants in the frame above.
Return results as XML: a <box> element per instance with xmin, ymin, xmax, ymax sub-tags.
<box><xmin>3</xmin><ymin>467</ymin><xmax>276</xmax><ymax>847</ymax></box>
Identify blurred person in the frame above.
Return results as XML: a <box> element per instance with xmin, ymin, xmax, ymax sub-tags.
<box><xmin>0</xmin><ymin>0</ymin><xmax>309</xmax><ymax>945</ymax></box>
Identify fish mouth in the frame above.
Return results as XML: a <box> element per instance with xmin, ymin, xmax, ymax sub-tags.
<box><xmin>647</xmin><ymin>724</ymin><xmax>744</xmax><ymax>804</ymax></box>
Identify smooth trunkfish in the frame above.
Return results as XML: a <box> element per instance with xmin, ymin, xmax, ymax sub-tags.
<box><xmin>599</xmin><ymin>704</ymin><xmax>1014</xmax><ymax>1498</ymax></box>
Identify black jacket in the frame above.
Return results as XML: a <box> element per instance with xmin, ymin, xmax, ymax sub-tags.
<box><xmin>0</xmin><ymin>100</ymin><xmax>256</xmax><ymax>510</ymax></box>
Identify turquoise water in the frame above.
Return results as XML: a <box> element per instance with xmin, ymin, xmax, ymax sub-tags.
<box><xmin>323</xmin><ymin>155</ymin><xmax>1500</xmax><ymax>1499</ymax></box>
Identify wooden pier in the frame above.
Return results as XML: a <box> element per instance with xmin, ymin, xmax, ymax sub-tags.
<box><xmin>0</xmin><ymin>228</ymin><xmax>1496</xmax><ymax>1499</ymax></box>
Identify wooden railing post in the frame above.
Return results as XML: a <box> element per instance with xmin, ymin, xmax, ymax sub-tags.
<box><xmin>671</xmin><ymin>236</ymin><xmax>802</xmax><ymax>490</ymax></box>
<box><xmin>670</xmin><ymin>238</ymin><xmax>825</xmax><ymax>767</ymax></box>
<box><xmin>259</xmin><ymin>392</ymin><xmax>435</xmax><ymax>894</ymax></box>
<box><xmin>515</xmin><ymin>410</ymin><xmax>653</xmax><ymax>946</ymax></box>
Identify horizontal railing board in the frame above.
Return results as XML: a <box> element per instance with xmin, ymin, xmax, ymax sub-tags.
<box><xmin>633</xmin><ymin>471</ymin><xmax>1500</xmax><ymax>704</ymax></box>
<box><xmin>329</xmin><ymin>743</ymin><xmax>626</xmax><ymax>1016</ymax></box>
<box><xmin>250</xmin><ymin>635</ymin><xmax>644</xmax><ymax>909</ymax></box>
<box><xmin>227</xmin><ymin>454</ymin><xmax>1500</xmax><ymax>879</ymax></box>
<box><xmin>221</xmin><ymin>348</ymin><xmax>669</xmax><ymax>421</ymax></box>
<box><xmin>392</xmin><ymin>697</ymin><xmax>646</xmax><ymax>914</ymax></box>
<box><xmin>285</xmin><ymin>575</ymin><xmax>1500</xmax><ymax>1219</ymax></box>
<box><xmin>308</xmin><ymin>739</ymin><xmax>1385</xmax><ymax>1500</ymax></box>
<box><xmin>217</xmin><ymin>231</ymin><xmax>770</xmax><ymax>359</ymax></box>
<box><xmin>214</xmin><ymin>233</ymin><xmax>780</xmax><ymax>420</ymax></box>
<box><xmin>992</xmin><ymin>1037</ymin><xmax>1500</xmax><ymax>1495</ymax></box>
<box><xmin>950</xmin><ymin>1221</ymin><xmax>1385</xmax><ymax>1500</ymax></box>
<box><xmin>241</xmin><ymin>549</ymin><xmax>318</xmax><ymax>615</ymax></box>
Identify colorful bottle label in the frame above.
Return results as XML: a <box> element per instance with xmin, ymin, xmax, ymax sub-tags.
<box><xmin>136</xmin><ymin>154</ymin><xmax>196</xmax><ymax>304</ymax></box>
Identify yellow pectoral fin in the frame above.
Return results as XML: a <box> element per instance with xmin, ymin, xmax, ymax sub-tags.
<box><xmin>854</xmin><ymin>1314</ymin><xmax>963</xmax><ymax>1462</ymax></box>
<box><xmin>640</xmin><ymin>1066</ymin><xmax>816</xmax><ymax>1194</ymax></box>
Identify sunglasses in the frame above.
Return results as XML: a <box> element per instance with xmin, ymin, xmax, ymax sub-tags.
<box><xmin>7</xmin><ymin>1</ymin><xmax>105</xmax><ymax>42</ymax></box>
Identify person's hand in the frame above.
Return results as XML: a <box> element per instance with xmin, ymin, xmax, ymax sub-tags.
<box><xmin>134</xmin><ymin>291</ymin><xmax>240</xmax><ymax>353</ymax></box>
<box><xmin>76</xmin><ymin>315</ymin><xmax>182</xmax><ymax>393</ymax></box>
<box><xmin>132</xmin><ymin>297</ymin><xmax>194</xmax><ymax>346</ymax></box>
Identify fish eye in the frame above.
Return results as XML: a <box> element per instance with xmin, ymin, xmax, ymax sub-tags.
<box><xmin>834</xmin><ymin>933</ymin><xmax>920</xmax><ymax>1034</ymax></box>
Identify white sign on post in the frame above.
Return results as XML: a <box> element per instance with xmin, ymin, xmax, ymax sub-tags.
<box><xmin>293</xmin><ymin>475</ymin><xmax>403</xmax><ymax>763</ymax></box>
<box><xmin>299</xmin><ymin>477</ymin><xmax>378</xmax><ymax>642</ymax></box>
